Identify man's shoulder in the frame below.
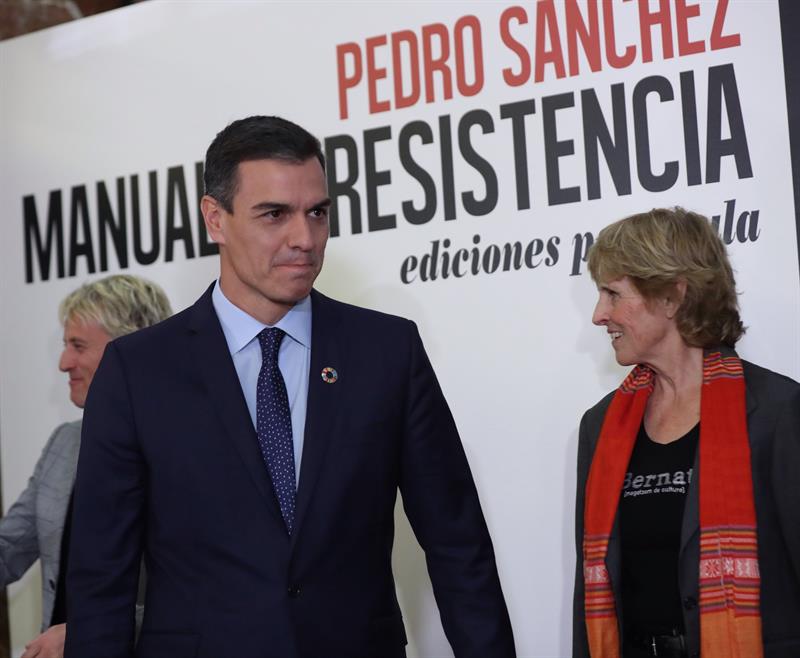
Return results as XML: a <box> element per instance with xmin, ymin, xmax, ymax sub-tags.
<box><xmin>55</xmin><ymin>419</ymin><xmax>82</xmax><ymax>435</ymax></box>
<box><xmin>312</xmin><ymin>290</ymin><xmax>415</xmax><ymax>333</ymax></box>
<box><xmin>112</xmin><ymin>301</ymin><xmax>196</xmax><ymax>352</ymax></box>
<box><xmin>47</xmin><ymin>420</ymin><xmax>82</xmax><ymax>448</ymax></box>
<box><xmin>36</xmin><ymin>420</ymin><xmax>82</xmax><ymax>470</ymax></box>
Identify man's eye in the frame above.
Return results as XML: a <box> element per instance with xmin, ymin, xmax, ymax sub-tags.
<box><xmin>310</xmin><ymin>208</ymin><xmax>328</xmax><ymax>219</ymax></box>
<box><xmin>265</xmin><ymin>210</ymin><xmax>282</xmax><ymax>219</ymax></box>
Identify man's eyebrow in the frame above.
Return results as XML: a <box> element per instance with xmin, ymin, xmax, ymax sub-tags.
<box><xmin>249</xmin><ymin>198</ymin><xmax>332</xmax><ymax>214</ymax></box>
<box><xmin>250</xmin><ymin>201</ymin><xmax>289</xmax><ymax>213</ymax></box>
<box><xmin>310</xmin><ymin>198</ymin><xmax>332</xmax><ymax>210</ymax></box>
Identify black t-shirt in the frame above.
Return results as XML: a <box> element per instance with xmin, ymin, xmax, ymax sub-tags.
<box><xmin>620</xmin><ymin>422</ymin><xmax>699</xmax><ymax>636</ymax></box>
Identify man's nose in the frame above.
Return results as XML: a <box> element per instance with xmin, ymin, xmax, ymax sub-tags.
<box><xmin>59</xmin><ymin>348</ymin><xmax>74</xmax><ymax>372</ymax></box>
<box><xmin>287</xmin><ymin>214</ymin><xmax>315</xmax><ymax>250</ymax></box>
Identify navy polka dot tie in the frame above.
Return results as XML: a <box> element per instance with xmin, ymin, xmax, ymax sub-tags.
<box><xmin>256</xmin><ymin>328</ymin><xmax>296</xmax><ymax>534</ymax></box>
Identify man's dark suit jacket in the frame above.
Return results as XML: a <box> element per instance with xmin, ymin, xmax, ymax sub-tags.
<box><xmin>573</xmin><ymin>357</ymin><xmax>800</xmax><ymax>658</ymax></box>
<box><xmin>64</xmin><ymin>286</ymin><xmax>514</xmax><ymax>658</ymax></box>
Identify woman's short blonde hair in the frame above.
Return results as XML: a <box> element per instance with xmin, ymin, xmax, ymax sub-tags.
<box><xmin>587</xmin><ymin>207</ymin><xmax>744</xmax><ymax>347</ymax></box>
<box><xmin>59</xmin><ymin>274</ymin><xmax>172</xmax><ymax>339</ymax></box>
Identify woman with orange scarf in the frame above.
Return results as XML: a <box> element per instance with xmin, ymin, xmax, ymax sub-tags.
<box><xmin>573</xmin><ymin>208</ymin><xmax>800</xmax><ymax>658</ymax></box>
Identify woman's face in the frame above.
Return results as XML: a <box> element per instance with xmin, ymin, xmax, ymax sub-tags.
<box><xmin>592</xmin><ymin>276</ymin><xmax>676</xmax><ymax>367</ymax></box>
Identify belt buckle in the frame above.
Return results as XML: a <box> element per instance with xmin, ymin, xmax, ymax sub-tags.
<box><xmin>651</xmin><ymin>630</ymin><xmax>686</xmax><ymax>658</ymax></box>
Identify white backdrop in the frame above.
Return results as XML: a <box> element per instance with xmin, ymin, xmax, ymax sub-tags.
<box><xmin>1</xmin><ymin>2</ymin><xmax>799</xmax><ymax>656</ymax></box>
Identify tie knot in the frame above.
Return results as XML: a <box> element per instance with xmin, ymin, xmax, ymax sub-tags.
<box><xmin>257</xmin><ymin>327</ymin><xmax>285</xmax><ymax>362</ymax></box>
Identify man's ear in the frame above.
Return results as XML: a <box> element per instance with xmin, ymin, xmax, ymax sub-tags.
<box><xmin>201</xmin><ymin>195</ymin><xmax>226</xmax><ymax>245</ymax></box>
<box><xmin>664</xmin><ymin>279</ymin><xmax>687</xmax><ymax>319</ymax></box>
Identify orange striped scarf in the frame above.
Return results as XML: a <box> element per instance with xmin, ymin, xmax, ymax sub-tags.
<box><xmin>582</xmin><ymin>350</ymin><xmax>762</xmax><ymax>658</ymax></box>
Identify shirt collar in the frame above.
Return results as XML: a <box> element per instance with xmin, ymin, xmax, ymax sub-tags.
<box><xmin>212</xmin><ymin>280</ymin><xmax>312</xmax><ymax>354</ymax></box>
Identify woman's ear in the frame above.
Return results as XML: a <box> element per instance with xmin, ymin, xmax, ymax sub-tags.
<box><xmin>664</xmin><ymin>279</ymin><xmax>687</xmax><ymax>319</ymax></box>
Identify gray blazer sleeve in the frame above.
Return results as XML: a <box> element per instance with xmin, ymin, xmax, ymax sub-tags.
<box><xmin>0</xmin><ymin>472</ymin><xmax>40</xmax><ymax>585</ymax></box>
<box><xmin>0</xmin><ymin>424</ymin><xmax>71</xmax><ymax>585</ymax></box>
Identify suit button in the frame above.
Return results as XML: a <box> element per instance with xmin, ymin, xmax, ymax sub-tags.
<box><xmin>683</xmin><ymin>596</ymin><xmax>697</xmax><ymax>610</ymax></box>
<box><xmin>287</xmin><ymin>585</ymin><xmax>301</xmax><ymax>598</ymax></box>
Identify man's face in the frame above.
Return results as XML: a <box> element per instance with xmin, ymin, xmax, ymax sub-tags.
<box><xmin>203</xmin><ymin>157</ymin><xmax>330</xmax><ymax>324</ymax></box>
<box><xmin>58</xmin><ymin>317</ymin><xmax>112</xmax><ymax>408</ymax></box>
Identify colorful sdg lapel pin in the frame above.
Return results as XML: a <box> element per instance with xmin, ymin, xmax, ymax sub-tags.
<box><xmin>321</xmin><ymin>367</ymin><xmax>338</xmax><ymax>384</ymax></box>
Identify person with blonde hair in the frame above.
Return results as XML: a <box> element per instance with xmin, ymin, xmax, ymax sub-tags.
<box><xmin>573</xmin><ymin>208</ymin><xmax>800</xmax><ymax>658</ymax></box>
<box><xmin>0</xmin><ymin>274</ymin><xmax>171</xmax><ymax>658</ymax></box>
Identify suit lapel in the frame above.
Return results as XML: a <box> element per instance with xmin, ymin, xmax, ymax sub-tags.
<box><xmin>678</xmin><ymin>365</ymin><xmax>758</xmax><ymax>557</ymax></box>
<box><xmin>187</xmin><ymin>285</ymin><xmax>284</xmax><ymax>526</ymax></box>
<box><xmin>291</xmin><ymin>290</ymin><xmax>345</xmax><ymax>548</ymax></box>
<box><xmin>679</xmin><ymin>448</ymin><xmax>700</xmax><ymax>557</ymax></box>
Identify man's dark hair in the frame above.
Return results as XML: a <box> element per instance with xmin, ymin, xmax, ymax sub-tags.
<box><xmin>204</xmin><ymin>115</ymin><xmax>325</xmax><ymax>212</ymax></box>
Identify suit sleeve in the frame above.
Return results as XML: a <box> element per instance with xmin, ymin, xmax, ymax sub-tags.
<box><xmin>397</xmin><ymin>323</ymin><xmax>515</xmax><ymax>658</ymax></box>
<box><xmin>64</xmin><ymin>342</ymin><xmax>144</xmax><ymax>658</ymax></box>
<box><xmin>771</xmin><ymin>385</ymin><xmax>800</xmax><ymax>586</ymax></box>
<box><xmin>0</xmin><ymin>426</ymin><xmax>65</xmax><ymax>585</ymax></box>
<box><xmin>573</xmin><ymin>411</ymin><xmax>592</xmax><ymax>658</ymax></box>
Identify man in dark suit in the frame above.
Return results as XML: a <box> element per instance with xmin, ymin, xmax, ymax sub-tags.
<box><xmin>65</xmin><ymin>116</ymin><xmax>514</xmax><ymax>658</ymax></box>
